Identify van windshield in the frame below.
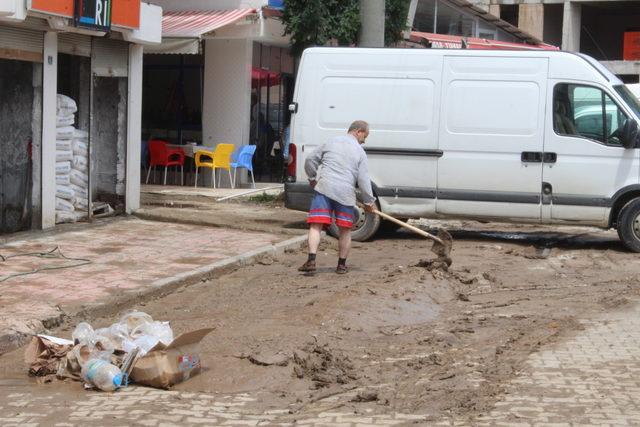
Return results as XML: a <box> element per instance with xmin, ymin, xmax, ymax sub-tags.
<box><xmin>614</xmin><ymin>85</ymin><xmax>640</xmax><ymax>119</ymax></box>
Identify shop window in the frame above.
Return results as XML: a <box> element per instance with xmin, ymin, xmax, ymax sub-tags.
<box><xmin>142</xmin><ymin>54</ymin><xmax>204</xmax><ymax>143</ymax></box>
<box><xmin>251</xmin><ymin>43</ymin><xmax>296</xmax><ymax>183</ymax></box>
<box><xmin>554</xmin><ymin>83</ymin><xmax>629</xmax><ymax>146</ymax></box>
<box><xmin>500</xmin><ymin>5</ymin><xmax>518</xmax><ymax>27</ymax></box>
<box><xmin>413</xmin><ymin>0</ymin><xmax>436</xmax><ymax>33</ymax></box>
<box><xmin>436</xmin><ymin>1</ymin><xmax>474</xmax><ymax>37</ymax></box>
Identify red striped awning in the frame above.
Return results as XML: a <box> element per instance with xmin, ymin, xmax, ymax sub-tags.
<box><xmin>162</xmin><ymin>9</ymin><xmax>257</xmax><ymax>38</ymax></box>
<box><xmin>410</xmin><ymin>31</ymin><xmax>558</xmax><ymax>51</ymax></box>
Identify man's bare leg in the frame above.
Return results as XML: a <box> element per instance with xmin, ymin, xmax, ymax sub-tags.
<box><xmin>299</xmin><ymin>223</ymin><xmax>323</xmax><ymax>272</ymax></box>
<box><xmin>338</xmin><ymin>227</ymin><xmax>351</xmax><ymax>259</ymax></box>
<box><xmin>308</xmin><ymin>223</ymin><xmax>323</xmax><ymax>254</ymax></box>
<box><xmin>337</xmin><ymin>227</ymin><xmax>351</xmax><ymax>274</ymax></box>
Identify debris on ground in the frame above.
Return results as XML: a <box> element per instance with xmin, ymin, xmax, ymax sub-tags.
<box><xmin>237</xmin><ymin>351</ymin><xmax>289</xmax><ymax>367</ymax></box>
<box><xmin>351</xmin><ymin>389</ymin><xmax>379</xmax><ymax>402</ymax></box>
<box><xmin>24</xmin><ymin>335</ymin><xmax>73</xmax><ymax>379</ymax></box>
<box><xmin>415</xmin><ymin>258</ymin><xmax>450</xmax><ymax>272</ymax></box>
<box><xmin>292</xmin><ymin>341</ymin><xmax>357</xmax><ymax>389</ymax></box>
<box><xmin>24</xmin><ymin>311</ymin><xmax>212</xmax><ymax>391</ymax></box>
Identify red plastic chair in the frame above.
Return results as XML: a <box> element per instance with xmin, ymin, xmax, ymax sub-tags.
<box><xmin>145</xmin><ymin>139</ymin><xmax>185</xmax><ymax>185</ymax></box>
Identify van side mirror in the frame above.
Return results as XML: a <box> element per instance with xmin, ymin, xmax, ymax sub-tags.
<box><xmin>621</xmin><ymin>119</ymin><xmax>640</xmax><ymax>149</ymax></box>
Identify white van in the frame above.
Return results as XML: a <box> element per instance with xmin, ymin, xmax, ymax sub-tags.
<box><xmin>284</xmin><ymin>48</ymin><xmax>640</xmax><ymax>251</ymax></box>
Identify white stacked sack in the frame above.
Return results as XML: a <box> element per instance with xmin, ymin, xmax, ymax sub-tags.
<box><xmin>55</xmin><ymin>95</ymin><xmax>89</xmax><ymax>224</ymax></box>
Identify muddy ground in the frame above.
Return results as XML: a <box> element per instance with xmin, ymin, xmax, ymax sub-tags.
<box><xmin>1</xmin><ymin>196</ymin><xmax>640</xmax><ymax>423</ymax></box>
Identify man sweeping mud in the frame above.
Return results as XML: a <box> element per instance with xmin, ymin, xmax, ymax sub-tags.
<box><xmin>298</xmin><ymin>120</ymin><xmax>376</xmax><ymax>274</ymax></box>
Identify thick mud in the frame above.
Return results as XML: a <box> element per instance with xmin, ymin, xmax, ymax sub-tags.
<box><xmin>1</xmin><ymin>200</ymin><xmax>639</xmax><ymax>422</ymax></box>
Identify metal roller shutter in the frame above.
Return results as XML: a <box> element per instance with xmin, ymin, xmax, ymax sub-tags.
<box><xmin>92</xmin><ymin>38</ymin><xmax>129</xmax><ymax>77</ymax></box>
<box><xmin>0</xmin><ymin>24</ymin><xmax>43</xmax><ymax>62</ymax></box>
<box><xmin>59</xmin><ymin>33</ymin><xmax>92</xmax><ymax>57</ymax></box>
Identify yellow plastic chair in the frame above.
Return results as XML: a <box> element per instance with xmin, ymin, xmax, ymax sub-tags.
<box><xmin>194</xmin><ymin>143</ymin><xmax>235</xmax><ymax>188</ymax></box>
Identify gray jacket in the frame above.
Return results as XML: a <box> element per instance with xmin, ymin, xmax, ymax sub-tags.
<box><xmin>304</xmin><ymin>134</ymin><xmax>375</xmax><ymax>207</ymax></box>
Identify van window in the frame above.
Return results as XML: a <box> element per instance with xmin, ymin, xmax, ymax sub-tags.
<box><xmin>554</xmin><ymin>83</ymin><xmax>629</xmax><ymax>146</ymax></box>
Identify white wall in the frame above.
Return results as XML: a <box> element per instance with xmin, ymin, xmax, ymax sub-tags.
<box><xmin>203</xmin><ymin>38</ymin><xmax>252</xmax><ymax>186</ymax></box>
<box><xmin>126</xmin><ymin>44</ymin><xmax>143</xmax><ymax>213</ymax></box>
<box><xmin>150</xmin><ymin>0</ymin><xmax>267</xmax><ymax>12</ymax></box>
<box><xmin>41</xmin><ymin>31</ymin><xmax>57</xmax><ymax>229</ymax></box>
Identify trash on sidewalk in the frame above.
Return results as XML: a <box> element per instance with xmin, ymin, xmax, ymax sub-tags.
<box><xmin>24</xmin><ymin>334</ymin><xmax>74</xmax><ymax>378</ymax></box>
<box><xmin>130</xmin><ymin>328</ymin><xmax>214</xmax><ymax>389</ymax></box>
<box><xmin>24</xmin><ymin>311</ymin><xmax>213</xmax><ymax>391</ymax></box>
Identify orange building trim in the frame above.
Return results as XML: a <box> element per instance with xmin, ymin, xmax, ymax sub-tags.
<box><xmin>29</xmin><ymin>0</ymin><xmax>140</xmax><ymax>29</ymax></box>
<box><xmin>29</xmin><ymin>0</ymin><xmax>74</xmax><ymax>18</ymax></box>
<box><xmin>111</xmin><ymin>0</ymin><xmax>140</xmax><ymax>29</ymax></box>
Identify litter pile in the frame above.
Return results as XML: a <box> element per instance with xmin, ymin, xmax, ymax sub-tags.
<box><xmin>55</xmin><ymin>94</ymin><xmax>89</xmax><ymax>224</ymax></box>
<box><xmin>25</xmin><ymin>311</ymin><xmax>213</xmax><ymax>391</ymax></box>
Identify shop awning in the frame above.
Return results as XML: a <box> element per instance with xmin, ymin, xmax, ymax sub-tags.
<box><xmin>409</xmin><ymin>31</ymin><xmax>558</xmax><ymax>51</ymax></box>
<box><xmin>252</xmin><ymin>68</ymin><xmax>281</xmax><ymax>89</ymax></box>
<box><xmin>162</xmin><ymin>9</ymin><xmax>257</xmax><ymax>38</ymax></box>
<box><xmin>145</xmin><ymin>8</ymin><xmax>257</xmax><ymax>54</ymax></box>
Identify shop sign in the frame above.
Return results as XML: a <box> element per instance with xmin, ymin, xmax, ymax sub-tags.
<box><xmin>74</xmin><ymin>0</ymin><xmax>112</xmax><ymax>31</ymax></box>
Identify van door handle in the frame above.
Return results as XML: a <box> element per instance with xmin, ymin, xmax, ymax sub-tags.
<box><xmin>543</xmin><ymin>152</ymin><xmax>557</xmax><ymax>163</ymax></box>
<box><xmin>521</xmin><ymin>151</ymin><xmax>542</xmax><ymax>163</ymax></box>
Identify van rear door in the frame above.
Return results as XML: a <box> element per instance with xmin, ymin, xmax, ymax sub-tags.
<box><xmin>436</xmin><ymin>55</ymin><xmax>548</xmax><ymax>219</ymax></box>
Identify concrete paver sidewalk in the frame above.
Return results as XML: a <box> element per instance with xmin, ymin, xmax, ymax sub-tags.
<box><xmin>0</xmin><ymin>217</ymin><xmax>301</xmax><ymax>354</ymax></box>
<box><xmin>440</xmin><ymin>298</ymin><xmax>640</xmax><ymax>426</ymax></box>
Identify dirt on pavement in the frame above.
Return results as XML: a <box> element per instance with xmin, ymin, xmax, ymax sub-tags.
<box><xmin>1</xmin><ymin>198</ymin><xmax>640</xmax><ymax>423</ymax></box>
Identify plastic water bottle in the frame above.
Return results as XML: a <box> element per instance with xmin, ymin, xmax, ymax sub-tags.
<box><xmin>81</xmin><ymin>359</ymin><xmax>124</xmax><ymax>392</ymax></box>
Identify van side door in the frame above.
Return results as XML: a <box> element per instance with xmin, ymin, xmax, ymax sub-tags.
<box><xmin>436</xmin><ymin>55</ymin><xmax>547</xmax><ymax>220</ymax></box>
<box><xmin>542</xmin><ymin>82</ymin><xmax>640</xmax><ymax>225</ymax></box>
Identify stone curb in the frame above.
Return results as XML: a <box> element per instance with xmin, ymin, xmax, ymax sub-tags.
<box><xmin>0</xmin><ymin>234</ymin><xmax>308</xmax><ymax>356</ymax></box>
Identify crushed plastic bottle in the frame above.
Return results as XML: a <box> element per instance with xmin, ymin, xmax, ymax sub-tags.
<box><xmin>72</xmin><ymin>322</ymin><xmax>95</xmax><ymax>345</ymax></box>
<box><xmin>81</xmin><ymin>359</ymin><xmax>124</xmax><ymax>392</ymax></box>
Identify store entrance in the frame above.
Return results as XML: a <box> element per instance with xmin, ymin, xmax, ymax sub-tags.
<box><xmin>0</xmin><ymin>59</ymin><xmax>34</xmax><ymax>233</ymax></box>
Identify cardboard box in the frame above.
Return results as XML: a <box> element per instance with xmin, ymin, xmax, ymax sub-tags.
<box><xmin>130</xmin><ymin>328</ymin><xmax>214</xmax><ymax>389</ymax></box>
<box><xmin>624</xmin><ymin>32</ymin><xmax>640</xmax><ymax>61</ymax></box>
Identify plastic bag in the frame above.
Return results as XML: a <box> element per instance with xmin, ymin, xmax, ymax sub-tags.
<box><xmin>56</xmin><ymin>140</ymin><xmax>72</xmax><ymax>151</ymax></box>
<box><xmin>118</xmin><ymin>312</ymin><xmax>173</xmax><ymax>356</ymax></box>
<box><xmin>57</xmin><ymin>94</ymin><xmax>77</xmax><ymax>116</ymax></box>
<box><xmin>72</xmin><ymin>322</ymin><xmax>95</xmax><ymax>345</ymax></box>
<box><xmin>119</xmin><ymin>311</ymin><xmax>154</xmax><ymax>335</ymax></box>
<box><xmin>56</xmin><ymin>185</ymin><xmax>75</xmax><ymax>200</ymax></box>
<box><xmin>56</xmin><ymin>126</ymin><xmax>75</xmax><ymax>140</ymax></box>
<box><xmin>70</xmin><ymin>169</ymin><xmax>89</xmax><ymax>188</ymax></box>
<box><xmin>56</xmin><ymin>161</ymin><xmax>71</xmax><ymax>175</ymax></box>
<box><xmin>71</xmin><ymin>322</ymin><xmax>115</xmax><ymax>362</ymax></box>
<box><xmin>72</xmin><ymin>156</ymin><xmax>88</xmax><ymax>173</ymax></box>
<box><xmin>57</xmin><ymin>115</ymin><xmax>74</xmax><ymax>127</ymax></box>
<box><xmin>70</xmin><ymin>183</ymin><xmax>88</xmax><ymax>200</ymax></box>
<box><xmin>56</xmin><ymin>197</ymin><xmax>74</xmax><ymax>212</ymax></box>
<box><xmin>56</xmin><ymin>174</ymin><xmax>71</xmax><ymax>186</ymax></box>
<box><xmin>56</xmin><ymin>211</ymin><xmax>77</xmax><ymax>224</ymax></box>
<box><xmin>72</xmin><ymin>140</ymin><xmax>88</xmax><ymax>156</ymax></box>
<box><xmin>73</xmin><ymin>129</ymin><xmax>89</xmax><ymax>140</ymax></box>
<box><xmin>74</xmin><ymin>197</ymin><xmax>88</xmax><ymax>210</ymax></box>
<box><xmin>56</xmin><ymin>149</ymin><xmax>74</xmax><ymax>162</ymax></box>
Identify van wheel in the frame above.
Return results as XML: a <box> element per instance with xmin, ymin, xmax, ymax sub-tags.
<box><xmin>617</xmin><ymin>198</ymin><xmax>640</xmax><ymax>252</ymax></box>
<box><xmin>328</xmin><ymin>204</ymin><xmax>381</xmax><ymax>242</ymax></box>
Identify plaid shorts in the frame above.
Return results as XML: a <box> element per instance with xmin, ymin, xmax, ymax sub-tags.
<box><xmin>307</xmin><ymin>192</ymin><xmax>355</xmax><ymax>229</ymax></box>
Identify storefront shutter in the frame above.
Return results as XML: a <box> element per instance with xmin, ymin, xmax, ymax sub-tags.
<box><xmin>59</xmin><ymin>33</ymin><xmax>92</xmax><ymax>57</ymax></box>
<box><xmin>91</xmin><ymin>38</ymin><xmax>129</xmax><ymax>77</ymax></box>
<box><xmin>0</xmin><ymin>24</ymin><xmax>43</xmax><ymax>62</ymax></box>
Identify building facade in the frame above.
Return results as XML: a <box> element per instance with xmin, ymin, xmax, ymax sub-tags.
<box><xmin>145</xmin><ymin>0</ymin><xmax>293</xmax><ymax>185</ymax></box>
<box><xmin>0</xmin><ymin>0</ymin><xmax>162</xmax><ymax>234</ymax></box>
<box><xmin>466</xmin><ymin>0</ymin><xmax>640</xmax><ymax>82</ymax></box>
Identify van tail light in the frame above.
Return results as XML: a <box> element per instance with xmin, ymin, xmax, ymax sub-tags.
<box><xmin>286</xmin><ymin>143</ymin><xmax>296</xmax><ymax>181</ymax></box>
